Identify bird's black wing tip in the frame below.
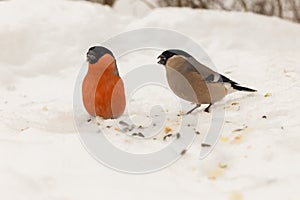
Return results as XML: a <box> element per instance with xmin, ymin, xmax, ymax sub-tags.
<box><xmin>232</xmin><ymin>84</ymin><xmax>257</xmax><ymax>92</ymax></box>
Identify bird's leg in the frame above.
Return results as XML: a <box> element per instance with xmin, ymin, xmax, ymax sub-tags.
<box><xmin>204</xmin><ymin>104</ymin><xmax>212</xmax><ymax>113</ymax></box>
<box><xmin>186</xmin><ymin>104</ymin><xmax>201</xmax><ymax>115</ymax></box>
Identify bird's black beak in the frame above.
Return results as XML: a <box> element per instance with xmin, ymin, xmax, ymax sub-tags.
<box><xmin>157</xmin><ymin>55</ymin><xmax>166</xmax><ymax>65</ymax></box>
<box><xmin>86</xmin><ymin>50</ymin><xmax>96</xmax><ymax>63</ymax></box>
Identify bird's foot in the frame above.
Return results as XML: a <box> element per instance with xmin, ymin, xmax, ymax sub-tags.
<box><xmin>204</xmin><ymin>104</ymin><xmax>212</xmax><ymax>113</ymax></box>
<box><xmin>186</xmin><ymin>104</ymin><xmax>201</xmax><ymax>115</ymax></box>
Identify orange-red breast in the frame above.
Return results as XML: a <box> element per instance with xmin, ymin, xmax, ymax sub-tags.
<box><xmin>82</xmin><ymin>46</ymin><xmax>126</xmax><ymax>119</ymax></box>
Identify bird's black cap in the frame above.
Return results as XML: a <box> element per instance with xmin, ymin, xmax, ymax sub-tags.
<box><xmin>87</xmin><ymin>46</ymin><xmax>114</xmax><ymax>64</ymax></box>
<box><xmin>157</xmin><ymin>49</ymin><xmax>192</xmax><ymax>65</ymax></box>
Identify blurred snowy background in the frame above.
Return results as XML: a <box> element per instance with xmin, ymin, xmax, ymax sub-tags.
<box><xmin>87</xmin><ymin>0</ymin><xmax>300</xmax><ymax>23</ymax></box>
<box><xmin>0</xmin><ymin>0</ymin><xmax>300</xmax><ymax>200</ymax></box>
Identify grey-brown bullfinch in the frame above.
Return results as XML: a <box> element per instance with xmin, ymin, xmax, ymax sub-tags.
<box><xmin>157</xmin><ymin>49</ymin><xmax>256</xmax><ymax>114</ymax></box>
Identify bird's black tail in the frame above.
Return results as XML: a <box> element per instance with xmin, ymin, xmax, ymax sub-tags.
<box><xmin>232</xmin><ymin>84</ymin><xmax>257</xmax><ymax>92</ymax></box>
<box><xmin>219</xmin><ymin>75</ymin><xmax>257</xmax><ymax>92</ymax></box>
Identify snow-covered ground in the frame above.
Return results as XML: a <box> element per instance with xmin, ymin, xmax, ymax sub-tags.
<box><xmin>1</xmin><ymin>0</ymin><xmax>300</xmax><ymax>199</ymax></box>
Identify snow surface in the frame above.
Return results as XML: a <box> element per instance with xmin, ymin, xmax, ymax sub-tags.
<box><xmin>1</xmin><ymin>0</ymin><xmax>300</xmax><ymax>199</ymax></box>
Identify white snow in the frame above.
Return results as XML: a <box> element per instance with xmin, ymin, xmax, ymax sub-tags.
<box><xmin>1</xmin><ymin>0</ymin><xmax>300</xmax><ymax>199</ymax></box>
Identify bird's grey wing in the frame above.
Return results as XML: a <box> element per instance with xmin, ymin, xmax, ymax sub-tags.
<box><xmin>183</xmin><ymin>56</ymin><xmax>240</xmax><ymax>85</ymax></box>
<box><xmin>183</xmin><ymin>57</ymin><xmax>221</xmax><ymax>82</ymax></box>
<box><xmin>181</xmin><ymin>56</ymin><xmax>256</xmax><ymax>93</ymax></box>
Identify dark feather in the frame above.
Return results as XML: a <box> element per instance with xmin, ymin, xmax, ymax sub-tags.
<box><xmin>218</xmin><ymin>75</ymin><xmax>256</xmax><ymax>92</ymax></box>
<box><xmin>231</xmin><ymin>85</ymin><xmax>257</xmax><ymax>92</ymax></box>
<box><xmin>218</xmin><ymin>75</ymin><xmax>238</xmax><ymax>85</ymax></box>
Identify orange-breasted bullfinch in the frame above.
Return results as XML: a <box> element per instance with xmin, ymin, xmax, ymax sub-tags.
<box><xmin>82</xmin><ymin>46</ymin><xmax>126</xmax><ymax>119</ymax></box>
<box><xmin>157</xmin><ymin>49</ymin><xmax>256</xmax><ymax>114</ymax></box>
